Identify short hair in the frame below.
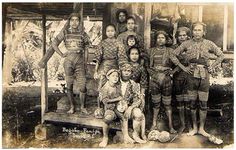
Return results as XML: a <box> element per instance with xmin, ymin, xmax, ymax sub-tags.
<box><xmin>106</xmin><ymin>69</ymin><xmax>120</xmax><ymax>79</ymax></box>
<box><xmin>126</xmin><ymin>16</ymin><xmax>136</xmax><ymax>23</ymax></box>
<box><xmin>105</xmin><ymin>23</ymin><xmax>116</xmax><ymax>31</ymax></box>
<box><xmin>69</xmin><ymin>13</ymin><xmax>81</xmax><ymax>21</ymax></box>
<box><xmin>192</xmin><ymin>21</ymin><xmax>207</xmax><ymax>32</ymax></box>
<box><xmin>175</xmin><ymin>27</ymin><xmax>191</xmax><ymax>39</ymax></box>
<box><xmin>120</xmin><ymin>62</ymin><xmax>133</xmax><ymax>72</ymax></box>
<box><xmin>126</xmin><ymin>35</ymin><xmax>138</xmax><ymax>45</ymax></box>
<box><xmin>116</xmin><ymin>9</ymin><xmax>128</xmax><ymax>23</ymax></box>
<box><xmin>156</xmin><ymin>31</ymin><xmax>169</xmax><ymax>40</ymax></box>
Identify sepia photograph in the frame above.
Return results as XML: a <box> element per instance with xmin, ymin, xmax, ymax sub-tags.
<box><xmin>1</xmin><ymin>1</ymin><xmax>234</xmax><ymax>148</ymax></box>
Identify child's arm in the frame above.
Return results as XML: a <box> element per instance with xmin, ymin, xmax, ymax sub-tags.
<box><xmin>93</xmin><ymin>44</ymin><xmax>103</xmax><ymax>79</ymax></box>
<box><xmin>169</xmin><ymin>49</ymin><xmax>192</xmax><ymax>74</ymax></box>
<box><xmin>94</xmin><ymin>62</ymin><xmax>100</xmax><ymax>80</ymax></box>
<box><xmin>51</xmin><ymin>30</ymin><xmax>66</xmax><ymax>58</ymax></box>
<box><xmin>106</xmin><ymin>96</ymin><xmax>123</xmax><ymax>103</ymax></box>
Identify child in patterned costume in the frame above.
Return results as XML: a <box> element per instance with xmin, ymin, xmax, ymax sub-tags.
<box><xmin>52</xmin><ymin>13</ymin><xmax>91</xmax><ymax>114</ymax></box>
<box><xmin>148</xmin><ymin>31</ymin><xmax>191</xmax><ymax>133</ymax></box>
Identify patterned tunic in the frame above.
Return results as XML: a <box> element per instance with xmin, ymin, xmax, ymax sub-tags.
<box><xmin>148</xmin><ymin>46</ymin><xmax>181</xmax><ymax>96</ymax></box>
<box><xmin>174</xmin><ymin>38</ymin><xmax>223</xmax><ymax>67</ymax></box>
<box><xmin>148</xmin><ymin>46</ymin><xmax>180</xmax><ymax>76</ymax></box>
<box><xmin>174</xmin><ymin>38</ymin><xmax>224</xmax><ymax>95</ymax></box>
<box><xmin>100</xmin><ymin>82</ymin><xmax>122</xmax><ymax>111</ymax></box>
<box><xmin>94</xmin><ymin>38</ymin><xmax>127</xmax><ymax>75</ymax></box>
<box><xmin>121</xmin><ymin>79</ymin><xmax>142</xmax><ymax>108</ymax></box>
<box><xmin>52</xmin><ymin>28</ymin><xmax>91</xmax><ymax>88</ymax></box>
<box><xmin>116</xmin><ymin>23</ymin><xmax>127</xmax><ymax>34</ymax></box>
<box><xmin>130</xmin><ymin>63</ymin><xmax>148</xmax><ymax>89</ymax></box>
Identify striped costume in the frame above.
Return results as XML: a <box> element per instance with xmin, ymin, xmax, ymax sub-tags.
<box><xmin>174</xmin><ymin>38</ymin><xmax>224</xmax><ymax>103</ymax></box>
<box><xmin>148</xmin><ymin>46</ymin><xmax>181</xmax><ymax>107</ymax></box>
<box><xmin>53</xmin><ymin>28</ymin><xmax>91</xmax><ymax>92</ymax></box>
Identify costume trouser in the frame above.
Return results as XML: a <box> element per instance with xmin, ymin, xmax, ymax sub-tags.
<box><xmin>150</xmin><ymin>74</ymin><xmax>174</xmax><ymax>130</ymax></box>
<box><xmin>187</xmin><ymin>71</ymin><xmax>209</xmax><ymax>131</ymax></box>
<box><xmin>63</xmin><ymin>53</ymin><xmax>87</xmax><ymax>109</ymax></box>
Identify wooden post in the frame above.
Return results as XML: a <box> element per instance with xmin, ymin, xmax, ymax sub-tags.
<box><xmin>144</xmin><ymin>3</ymin><xmax>152</xmax><ymax>49</ymax></box>
<box><xmin>41</xmin><ymin>14</ymin><xmax>48</xmax><ymax>123</ymax></box>
<box><xmin>198</xmin><ymin>5</ymin><xmax>203</xmax><ymax>22</ymax></box>
<box><xmin>223</xmin><ymin>5</ymin><xmax>228</xmax><ymax>51</ymax></box>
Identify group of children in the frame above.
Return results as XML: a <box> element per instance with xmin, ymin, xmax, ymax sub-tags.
<box><xmin>50</xmin><ymin>12</ymin><xmax>224</xmax><ymax>147</ymax></box>
<box><xmin>93</xmin><ymin>17</ymin><xmax>224</xmax><ymax>147</ymax></box>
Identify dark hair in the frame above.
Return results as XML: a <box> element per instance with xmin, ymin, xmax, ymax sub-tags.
<box><xmin>69</xmin><ymin>13</ymin><xmax>81</xmax><ymax>21</ymax></box>
<box><xmin>126</xmin><ymin>16</ymin><xmax>136</xmax><ymax>23</ymax></box>
<box><xmin>105</xmin><ymin>24</ymin><xmax>116</xmax><ymax>31</ymax></box>
<box><xmin>191</xmin><ymin>21</ymin><xmax>207</xmax><ymax>35</ymax></box>
<box><xmin>175</xmin><ymin>27</ymin><xmax>191</xmax><ymax>38</ymax></box>
<box><xmin>116</xmin><ymin>9</ymin><xmax>128</xmax><ymax>23</ymax></box>
<box><xmin>155</xmin><ymin>30</ymin><xmax>169</xmax><ymax>46</ymax></box>
<box><xmin>127</xmin><ymin>46</ymin><xmax>141</xmax><ymax>63</ymax></box>
<box><xmin>126</xmin><ymin>35</ymin><xmax>138</xmax><ymax>46</ymax></box>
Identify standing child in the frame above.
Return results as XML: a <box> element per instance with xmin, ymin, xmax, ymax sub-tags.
<box><xmin>172</xmin><ymin>27</ymin><xmax>192</xmax><ymax>134</ymax></box>
<box><xmin>148</xmin><ymin>31</ymin><xmax>190</xmax><ymax>133</ymax></box>
<box><xmin>174</xmin><ymin>22</ymin><xmax>224</xmax><ymax>137</ymax></box>
<box><xmin>51</xmin><ymin>13</ymin><xmax>91</xmax><ymax>114</ymax></box>
<box><xmin>94</xmin><ymin>24</ymin><xmax>127</xmax><ymax>91</ymax></box>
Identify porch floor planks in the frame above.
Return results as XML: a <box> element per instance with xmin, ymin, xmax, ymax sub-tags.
<box><xmin>44</xmin><ymin>112</ymin><xmax>121</xmax><ymax>130</ymax></box>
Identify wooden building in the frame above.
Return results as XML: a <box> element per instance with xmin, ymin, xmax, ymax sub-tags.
<box><xmin>2</xmin><ymin>2</ymin><xmax>234</xmax><ymax>128</ymax></box>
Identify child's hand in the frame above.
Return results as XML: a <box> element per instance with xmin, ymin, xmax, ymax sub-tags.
<box><xmin>124</xmin><ymin>107</ymin><xmax>133</xmax><ymax>119</ymax></box>
<box><xmin>94</xmin><ymin>72</ymin><xmax>99</xmax><ymax>80</ymax></box>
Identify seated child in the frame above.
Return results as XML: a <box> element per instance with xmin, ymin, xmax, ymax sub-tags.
<box><xmin>98</xmin><ymin>69</ymin><xmax>124</xmax><ymax>147</ymax></box>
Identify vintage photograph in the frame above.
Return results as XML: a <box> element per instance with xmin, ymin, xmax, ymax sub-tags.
<box><xmin>1</xmin><ymin>2</ymin><xmax>234</xmax><ymax>148</ymax></box>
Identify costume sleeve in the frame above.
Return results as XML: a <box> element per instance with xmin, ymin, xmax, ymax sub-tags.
<box><xmin>209</xmin><ymin>41</ymin><xmax>224</xmax><ymax>67</ymax></box>
<box><xmin>140</xmin><ymin>67</ymin><xmax>148</xmax><ymax>89</ymax></box>
<box><xmin>118</xmin><ymin>41</ymin><xmax>128</xmax><ymax>66</ymax></box>
<box><xmin>83</xmin><ymin>32</ymin><xmax>92</xmax><ymax>47</ymax></box>
<box><xmin>173</xmin><ymin>41</ymin><xmax>187</xmax><ymax>55</ymax></box>
<box><xmin>137</xmin><ymin>34</ymin><xmax>144</xmax><ymax>49</ymax></box>
<box><xmin>52</xmin><ymin>29</ymin><xmax>65</xmax><ymax>46</ymax></box>
<box><xmin>130</xmin><ymin>82</ymin><xmax>142</xmax><ymax>108</ymax></box>
<box><xmin>146</xmin><ymin>48</ymin><xmax>156</xmax><ymax>77</ymax></box>
<box><xmin>169</xmin><ymin>48</ymin><xmax>181</xmax><ymax>66</ymax></box>
<box><xmin>117</xmin><ymin>33</ymin><xmax>124</xmax><ymax>44</ymax></box>
<box><xmin>100</xmin><ymin>86</ymin><xmax>109</xmax><ymax>104</ymax></box>
<box><xmin>94</xmin><ymin>42</ymin><xmax>103</xmax><ymax>64</ymax></box>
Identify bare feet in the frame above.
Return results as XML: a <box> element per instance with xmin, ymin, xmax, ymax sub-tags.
<box><xmin>141</xmin><ymin>134</ymin><xmax>147</xmax><ymax>141</ymax></box>
<box><xmin>99</xmin><ymin>137</ymin><xmax>108</xmax><ymax>147</ymax></box>
<box><xmin>198</xmin><ymin>128</ymin><xmax>210</xmax><ymax>137</ymax></box>
<box><xmin>150</xmin><ymin>125</ymin><xmax>158</xmax><ymax>131</ymax></box>
<box><xmin>132</xmin><ymin>132</ymin><xmax>147</xmax><ymax>144</ymax></box>
<box><xmin>178</xmin><ymin>125</ymin><xmax>185</xmax><ymax>134</ymax></box>
<box><xmin>187</xmin><ymin>128</ymin><xmax>198</xmax><ymax>136</ymax></box>
<box><xmin>67</xmin><ymin>107</ymin><xmax>75</xmax><ymax>114</ymax></box>
<box><xmin>169</xmin><ymin>128</ymin><xmax>177</xmax><ymax>134</ymax></box>
<box><xmin>124</xmin><ymin>135</ymin><xmax>135</xmax><ymax>144</ymax></box>
<box><xmin>81</xmin><ymin>108</ymin><xmax>89</xmax><ymax>114</ymax></box>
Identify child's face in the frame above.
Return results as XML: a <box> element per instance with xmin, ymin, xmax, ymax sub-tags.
<box><xmin>127</xmin><ymin>19</ymin><xmax>135</xmax><ymax>31</ymax></box>
<box><xmin>193</xmin><ymin>24</ymin><xmax>204</xmax><ymax>40</ymax></box>
<box><xmin>157</xmin><ymin>34</ymin><xmax>166</xmax><ymax>46</ymax></box>
<box><xmin>178</xmin><ymin>31</ymin><xmax>188</xmax><ymax>44</ymax></box>
<box><xmin>129</xmin><ymin>48</ymin><xmax>139</xmax><ymax>63</ymax></box>
<box><xmin>119</xmin><ymin>12</ymin><xmax>126</xmax><ymax>23</ymax></box>
<box><xmin>128</xmin><ymin>38</ymin><xmax>136</xmax><ymax>46</ymax></box>
<box><xmin>108</xmin><ymin>72</ymin><xmax>119</xmax><ymax>84</ymax></box>
<box><xmin>106</xmin><ymin>26</ymin><xmax>116</xmax><ymax>38</ymax></box>
<box><xmin>121</xmin><ymin>68</ymin><xmax>132</xmax><ymax>80</ymax></box>
<box><xmin>70</xmin><ymin>16</ymin><xmax>80</xmax><ymax>29</ymax></box>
